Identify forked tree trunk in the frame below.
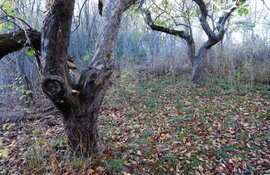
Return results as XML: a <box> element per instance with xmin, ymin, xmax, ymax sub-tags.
<box><xmin>190</xmin><ymin>38</ymin><xmax>222</xmax><ymax>84</ymax></box>
<box><xmin>41</xmin><ymin>0</ymin><xmax>136</xmax><ymax>156</ymax></box>
<box><xmin>191</xmin><ymin>0</ymin><xmax>239</xmax><ymax>84</ymax></box>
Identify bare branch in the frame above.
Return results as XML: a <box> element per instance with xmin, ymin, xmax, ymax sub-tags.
<box><xmin>72</xmin><ymin>0</ymin><xmax>88</xmax><ymax>33</ymax></box>
<box><xmin>142</xmin><ymin>9</ymin><xmax>190</xmax><ymax>40</ymax></box>
<box><xmin>193</xmin><ymin>0</ymin><xmax>239</xmax><ymax>42</ymax></box>
<box><xmin>193</xmin><ymin>0</ymin><xmax>216</xmax><ymax>39</ymax></box>
<box><xmin>262</xmin><ymin>0</ymin><xmax>270</xmax><ymax>12</ymax></box>
<box><xmin>216</xmin><ymin>4</ymin><xmax>238</xmax><ymax>36</ymax></box>
<box><xmin>0</xmin><ymin>4</ymin><xmax>32</xmax><ymax>29</ymax></box>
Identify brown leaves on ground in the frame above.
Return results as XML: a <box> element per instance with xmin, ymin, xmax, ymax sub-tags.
<box><xmin>0</xmin><ymin>76</ymin><xmax>269</xmax><ymax>174</ymax></box>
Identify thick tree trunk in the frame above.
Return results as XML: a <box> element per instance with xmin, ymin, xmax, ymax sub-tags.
<box><xmin>186</xmin><ymin>39</ymin><xmax>196</xmax><ymax>66</ymax></box>
<box><xmin>41</xmin><ymin>0</ymin><xmax>100</xmax><ymax>156</ymax></box>
<box><xmin>42</xmin><ymin>72</ymin><xmax>109</xmax><ymax>156</ymax></box>
<box><xmin>190</xmin><ymin>46</ymin><xmax>207</xmax><ymax>84</ymax></box>
<box><xmin>190</xmin><ymin>39</ymin><xmax>221</xmax><ymax>84</ymax></box>
<box><xmin>63</xmin><ymin>105</ymin><xmax>103</xmax><ymax>155</ymax></box>
<box><xmin>41</xmin><ymin>0</ymin><xmax>136</xmax><ymax>156</ymax></box>
<box><xmin>41</xmin><ymin>71</ymin><xmax>109</xmax><ymax>156</ymax></box>
<box><xmin>65</xmin><ymin>115</ymin><xmax>101</xmax><ymax>155</ymax></box>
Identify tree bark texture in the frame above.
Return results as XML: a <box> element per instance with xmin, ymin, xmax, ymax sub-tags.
<box><xmin>41</xmin><ymin>0</ymin><xmax>136</xmax><ymax>156</ymax></box>
<box><xmin>186</xmin><ymin>39</ymin><xmax>196</xmax><ymax>66</ymax></box>
<box><xmin>190</xmin><ymin>38</ymin><xmax>222</xmax><ymax>84</ymax></box>
<box><xmin>0</xmin><ymin>29</ymin><xmax>40</xmax><ymax>59</ymax></box>
<box><xmin>190</xmin><ymin>47</ymin><xmax>207</xmax><ymax>84</ymax></box>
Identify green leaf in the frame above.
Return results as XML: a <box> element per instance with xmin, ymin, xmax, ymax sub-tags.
<box><xmin>25</xmin><ymin>90</ymin><xmax>33</xmax><ymax>95</ymax></box>
<box><xmin>154</xmin><ymin>19</ymin><xmax>167</xmax><ymax>27</ymax></box>
<box><xmin>239</xmin><ymin>0</ymin><xmax>247</xmax><ymax>6</ymax></box>
<box><xmin>27</xmin><ymin>47</ymin><xmax>35</xmax><ymax>57</ymax></box>
<box><xmin>2</xmin><ymin>1</ymin><xmax>13</xmax><ymax>15</ymax></box>
<box><xmin>7</xmin><ymin>23</ymin><xmax>13</xmax><ymax>29</ymax></box>
<box><xmin>161</xmin><ymin>0</ymin><xmax>169</xmax><ymax>6</ymax></box>
<box><xmin>212</xmin><ymin>3</ymin><xmax>220</xmax><ymax>11</ymax></box>
<box><xmin>238</xmin><ymin>7</ymin><xmax>249</xmax><ymax>16</ymax></box>
<box><xmin>195</xmin><ymin>7</ymin><xmax>201</xmax><ymax>16</ymax></box>
<box><xmin>0</xmin><ymin>23</ymin><xmax>5</xmax><ymax>31</ymax></box>
<box><xmin>19</xmin><ymin>95</ymin><xmax>26</xmax><ymax>101</ymax></box>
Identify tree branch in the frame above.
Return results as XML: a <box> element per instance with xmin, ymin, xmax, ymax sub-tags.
<box><xmin>193</xmin><ymin>0</ymin><xmax>216</xmax><ymax>39</ymax></box>
<box><xmin>193</xmin><ymin>0</ymin><xmax>239</xmax><ymax>43</ymax></box>
<box><xmin>216</xmin><ymin>4</ymin><xmax>238</xmax><ymax>37</ymax></box>
<box><xmin>142</xmin><ymin>9</ymin><xmax>190</xmax><ymax>40</ymax></box>
<box><xmin>262</xmin><ymin>0</ymin><xmax>270</xmax><ymax>12</ymax></box>
<box><xmin>0</xmin><ymin>29</ymin><xmax>41</xmax><ymax>59</ymax></box>
<box><xmin>79</xmin><ymin>0</ymin><xmax>137</xmax><ymax>88</ymax></box>
<box><xmin>0</xmin><ymin>4</ymin><xmax>33</xmax><ymax>29</ymax></box>
<box><xmin>72</xmin><ymin>0</ymin><xmax>88</xmax><ymax>33</ymax></box>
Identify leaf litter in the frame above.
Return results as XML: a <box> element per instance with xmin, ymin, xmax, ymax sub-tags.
<box><xmin>0</xmin><ymin>76</ymin><xmax>269</xmax><ymax>174</ymax></box>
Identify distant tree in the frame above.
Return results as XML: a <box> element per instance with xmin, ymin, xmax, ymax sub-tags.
<box><xmin>141</xmin><ymin>0</ymin><xmax>247</xmax><ymax>84</ymax></box>
<box><xmin>0</xmin><ymin>0</ymin><xmax>137</xmax><ymax>156</ymax></box>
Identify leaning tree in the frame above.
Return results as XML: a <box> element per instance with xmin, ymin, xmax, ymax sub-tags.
<box><xmin>141</xmin><ymin>0</ymin><xmax>246</xmax><ymax>84</ymax></box>
<box><xmin>0</xmin><ymin>0</ymin><xmax>136</xmax><ymax>156</ymax></box>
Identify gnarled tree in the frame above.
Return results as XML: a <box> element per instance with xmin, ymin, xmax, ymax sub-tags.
<box><xmin>41</xmin><ymin>0</ymin><xmax>136</xmax><ymax>156</ymax></box>
<box><xmin>0</xmin><ymin>0</ymin><xmax>136</xmax><ymax>156</ymax></box>
<box><xmin>142</xmin><ymin>0</ymin><xmax>242</xmax><ymax>84</ymax></box>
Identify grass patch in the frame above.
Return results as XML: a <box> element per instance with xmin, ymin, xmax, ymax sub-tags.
<box><xmin>2</xmin><ymin>74</ymin><xmax>269</xmax><ymax>174</ymax></box>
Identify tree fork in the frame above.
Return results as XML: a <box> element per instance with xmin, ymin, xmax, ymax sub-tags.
<box><xmin>0</xmin><ymin>0</ymin><xmax>137</xmax><ymax>156</ymax></box>
<box><xmin>40</xmin><ymin>0</ymin><xmax>136</xmax><ymax>156</ymax></box>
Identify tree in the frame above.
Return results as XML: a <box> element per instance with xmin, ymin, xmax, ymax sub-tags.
<box><xmin>42</xmin><ymin>0</ymin><xmax>138</xmax><ymax>156</ymax></box>
<box><xmin>0</xmin><ymin>0</ymin><xmax>136</xmax><ymax>156</ymax></box>
<box><xmin>142</xmin><ymin>0</ymin><xmax>244</xmax><ymax>84</ymax></box>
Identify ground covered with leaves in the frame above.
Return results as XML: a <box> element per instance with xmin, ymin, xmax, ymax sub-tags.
<box><xmin>0</xmin><ymin>75</ymin><xmax>269</xmax><ymax>175</ymax></box>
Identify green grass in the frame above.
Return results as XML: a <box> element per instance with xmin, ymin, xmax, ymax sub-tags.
<box><xmin>3</xmin><ymin>73</ymin><xmax>269</xmax><ymax>175</ymax></box>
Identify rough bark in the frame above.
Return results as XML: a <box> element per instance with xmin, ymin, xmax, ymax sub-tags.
<box><xmin>0</xmin><ymin>0</ymin><xmax>136</xmax><ymax>156</ymax></box>
<box><xmin>190</xmin><ymin>46</ymin><xmax>207</xmax><ymax>84</ymax></box>
<box><xmin>186</xmin><ymin>39</ymin><xmax>196</xmax><ymax>66</ymax></box>
<box><xmin>41</xmin><ymin>0</ymin><xmax>136</xmax><ymax>156</ymax></box>
<box><xmin>0</xmin><ymin>29</ymin><xmax>41</xmax><ymax>59</ymax></box>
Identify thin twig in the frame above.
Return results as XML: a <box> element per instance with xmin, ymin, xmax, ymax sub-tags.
<box><xmin>72</xmin><ymin>0</ymin><xmax>88</xmax><ymax>33</ymax></box>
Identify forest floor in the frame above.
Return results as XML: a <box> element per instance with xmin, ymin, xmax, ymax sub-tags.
<box><xmin>0</xmin><ymin>74</ymin><xmax>270</xmax><ymax>175</ymax></box>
